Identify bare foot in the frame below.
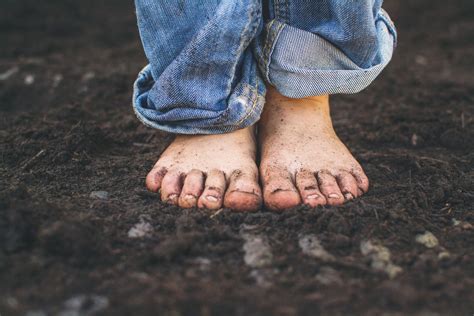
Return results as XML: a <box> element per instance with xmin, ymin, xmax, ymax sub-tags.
<box><xmin>258</xmin><ymin>87</ymin><xmax>369</xmax><ymax>211</ymax></box>
<box><xmin>146</xmin><ymin>127</ymin><xmax>262</xmax><ymax>212</ymax></box>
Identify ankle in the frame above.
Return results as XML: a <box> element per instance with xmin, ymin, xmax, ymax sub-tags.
<box><xmin>266</xmin><ymin>86</ymin><xmax>329</xmax><ymax>110</ymax></box>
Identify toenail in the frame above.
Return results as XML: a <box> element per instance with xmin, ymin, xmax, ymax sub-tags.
<box><xmin>344</xmin><ymin>193</ymin><xmax>354</xmax><ymax>200</ymax></box>
<box><xmin>206</xmin><ymin>195</ymin><xmax>219</xmax><ymax>202</ymax></box>
<box><xmin>184</xmin><ymin>194</ymin><xmax>196</xmax><ymax>200</ymax></box>
<box><xmin>307</xmin><ymin>194</ymin><xmax>321</xmax><ymax>200</ymax></box>
<box><xmin>328</xmin><ymin>193</ymin><xmax>340</xmax><ymax>199</ymax></box>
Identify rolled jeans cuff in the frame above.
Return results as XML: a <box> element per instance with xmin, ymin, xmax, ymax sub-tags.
<box><xmin>133</xmin><ymin>65</ymin><xmax>265</xmax><ymax>135</ymax></box>
<box><xmin>259</xmin><ymin>9</ymin><xmax>397</xmax><ymax>98</ymax></box>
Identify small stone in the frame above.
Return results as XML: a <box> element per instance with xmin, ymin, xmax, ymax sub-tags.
<box><xmin>416</xmin><ymin>231</ymin><xmax>439</xmax><ymax>248</ymax></box>
<box><xmin>315</xmin><ymin>266</ymin><xmax>343</xmax><ymax>285</ymax></box>
<box><xmin>452</xmin><ymin>218</ymin><xmax>461</xmax><ymax>226</ymax></box>
<box><xmin>0</xmin><ymin>66</ymin><xmax>19</xmax><ymax>81</ymax></box>
<box><xmin>53</xmin><ymin>74</ymin><xmax>63</xmax><ymax>88</ymax></box>
<box><xmin>192</xmin><ymin>257</ymin><xmax>211</xmax><ymax>271</ymax></box>
<box><xmin>89</xmin><ymin>191</ymin><xmax>109</xmax><ymax>200</ymax></box>
<box><xmin>361</xmin><ymin>240</ymin><xmax>403</xmax><ymax>279</ymax></box>
<box><xmin>415</xmin><ymin>55</ymin><xmax>427</xmax><ymax>66</ymax></box>
<box><xmin>411</xmin><ymin>133</ymin><xmax>418</xmax><ymax>146</ymax></box>
<box><xmin>82</xmin><ymin>71</ymin><xmax>96</xmax><ymax>81</ymax></box>
<box><xmin>24</xmin><ymin>74</ymin><xmax>35</xmax><ymax>85</ymax></box>
<box><xmin>5</xmin><ymin>296</ymin><xmax>19</xmax><ymax>308</ymax></box>
<box><xmin>249</xmin><ymin>269</ymin><xmax>274</xmax><ymax>288</ymax></box>
<box><xmin>299</xmin><ymin>234</ymin><xmax>335</xmax><ymax>261</ymax></box>
<box><xmin>461</xmin><ymin>222</ymin><xmax>473</xmax><ymax>230</ymax></box>
<box><xmin>127</xmin><ymin>220</ymin><xmax>153</xmax><ymax>238</ymax></box>
<box><xmin>438</xmin><ymin>251</ymin><xmax>451</xmax><ymax>260</ymax></box>
<box><xmin>59</xmin><ymin>295</ymin><xmax>109</xmax><ymax>316</ymax></box>
<box><xmin>241</xmin><ymin>233</ymin><xmax>273</xmax><ymax>268</ymax></box>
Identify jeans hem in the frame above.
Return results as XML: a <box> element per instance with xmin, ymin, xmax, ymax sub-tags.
<box><xmin>264</xmin><ymin>9</ymin><xmax>397</xmax><ymax>98</ymax></box>
<box><xmin>132</xmin><ymin>65</ymin><xmax>265</xmax><ymax>135</ymax></box>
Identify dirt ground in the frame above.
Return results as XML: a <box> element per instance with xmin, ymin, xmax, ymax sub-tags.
<box><xmin>1</xmin><ymin>0</ymin><xmax>473</xmax><ymax>315</ymax></box>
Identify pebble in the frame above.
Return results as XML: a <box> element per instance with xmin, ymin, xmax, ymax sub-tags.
<box><xmin>298</xmin><ymin>234</ymin><xmax>335</xmax><ymax>261</ymax></box>
<box><xmin>59</xmin><ymin>295</ymin><xmax>109</xmax><ymax>316</ymax></box>
<box><xmin>415</xmin><ymin>231</ymin><xmax>439</xmax><ymax>248</ymax></box>
<box><xmin>192</xmin><ymin>257</ymin><xmax>211</xmax><ymax>271</ymax></box>
<box><xmin>361</xmin><ymin>240</ymin><xmax>403</xmax><ymax>279</ymax></box>
<box><xmin>127</xmin><ymin>220</ymin><xmax>153</xmax><ymax>238</ymax></box>
<box><xmin>411</xmin><ymin>133</ymin><xmax>418</xmax><ymax>146</ymax></box>
<box><xmin>5</xmin><ymin>296</ymin><xmax>19</xmax><ymax>308</ymax></box>
<box><xmin>415</xmin><ymin>55</ymin><xmax>428</xmax><ymax>66</ymax></box>
<box><xmin>82</xmin><ymin>71</ymin><xmax>96</xmax><ymax>81</ymax></box>
<box><xmin>452</xmin><ymin>218</ymin><xmax>473</xmax><ymax>229</ymax></box>
<box><xmin>53</xmin><ymin>74</ymin><xmax>63</xmax><ymax>88</ymax></box>
<box><xmin>241</xmin><ymin>233</ymin><xmax>273</xmax><ymax>268</ymax></box>
<box><xmin>89</xmin><ymin>191</ymin><xmax>109</xmax><ymax>200</ymax></box>
<box><xmin>0</xmin><ymin>66</ymin><xmax>19</xmax><ymax>81</ymax></box>
<box><xmin>250</xmin><ymin>269</ymin><xmax>274</xmax><ymax>288</ymax></box>
<box><xmin>438</xmin><ymin>251</ymin><xmax>451</xmax><ymax>260</ymax></box>
<box><xmin>24</xmin><ymin>74</ymin><xmax>35</xmax><ymax>85</ymax></box>
<box><xmin>315</xmin><ymin>266</ymin><xmax>343</xmax><ymax>285</ymax></box>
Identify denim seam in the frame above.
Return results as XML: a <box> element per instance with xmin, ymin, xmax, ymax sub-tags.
<box><xmin>274</xmin><ymin>0</ymin><xmax>280</xmax><ymax>22</ymax></box>
<box><xmin>274</xmin><ymin>0</ymin><xmax>289</xmax><ymax>23</ymax></box>
<box><xmin>258</xmin><ymin>20</ymin><xmax>285</xmax><ymax>84</ymax></box>
<box><xmin>235</xmin><ymin>81</ymin><xmax>262</xmax><ymax>126</ymax></box>
<box><xmin>133</xmin><ymin>66</ymin><xmax>264</xmax><ymax>133</ymax></box>
<box><xmin>226</xmin><ymin>3</ymin><xmax>261</xmax><ymax>99</ymax></box>
<box><xmin>379</xmin><ymin>8</ymin><xmax>398</xmax><ymax>46</ymax></box>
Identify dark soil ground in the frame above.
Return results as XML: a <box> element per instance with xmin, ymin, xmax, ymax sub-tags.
<box><xmin>1</xmin><ymin>1</ymin><xmax>473</xmax><ymax>315</ymax></box>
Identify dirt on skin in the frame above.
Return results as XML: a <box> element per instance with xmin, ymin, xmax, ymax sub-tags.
<box><xmin>0</xmin><ymin>0</ymin><xmax>473</xmax><ymax>315</ymax></box>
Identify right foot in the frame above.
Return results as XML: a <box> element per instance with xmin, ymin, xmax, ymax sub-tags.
<box><xmin>146</xmin><ymin>127</ymin><xmax>262</xmax><ymax>212</ymax></box>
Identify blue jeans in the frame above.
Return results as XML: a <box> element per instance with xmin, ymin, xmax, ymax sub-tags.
<box><xmin>133</xmin><ymin>0</ymin><xmax>396</xmax><ymax>134</ymax></box>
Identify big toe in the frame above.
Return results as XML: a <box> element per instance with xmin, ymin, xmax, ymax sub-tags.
<box><xmin>224</xmin><ymin>170</ymin><xmax>262</xmax><ymax>212</ymax></box>
<box><xmin>262</xmin><ymin>167</ymin><xmax>301</xmax><ymax>211</ymax></box>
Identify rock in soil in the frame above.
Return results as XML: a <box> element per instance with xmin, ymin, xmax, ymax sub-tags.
<box><xmin>361</xmin><ymin>240</ymin><xmax>403</xmax><ymax>279</ymax></box>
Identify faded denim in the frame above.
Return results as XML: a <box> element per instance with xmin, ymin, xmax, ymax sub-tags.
<box><xmin>133</xmin><ymin>0</ymin><xmax>397</xmax><ymax>134</ymax></box>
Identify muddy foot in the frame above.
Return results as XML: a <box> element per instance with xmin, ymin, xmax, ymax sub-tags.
<box><xmin>146</xmin><ymin>127</ymin><xmax>262</xmax><ymax>212</ymax></box>
<box><xmin>258</xmin><ymin>87</ymin><xmax>369</xmax><ymax>211</ymax></box>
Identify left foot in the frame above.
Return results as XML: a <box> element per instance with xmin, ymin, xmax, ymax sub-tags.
<box><xmin>258</xmin><ymin>87</ymin><xmax>369</xmax><ymax>211</ymax></box>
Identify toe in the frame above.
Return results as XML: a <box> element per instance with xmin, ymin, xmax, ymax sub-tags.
<box><xmin>352</xmin><ymin>168</ymin><xmax>370</xmax><ymax>193</ymax></box>
<box><xmin>262</xmin><ymin>167</ymin><xmax>301</xmax><ymax>211</ymax></box>
<box><xmin>336</xmin><ymin>171</ymin><xmax>359</xmax><ymax>201</ymax></box>
<box><xmin>317</xmin><ymin>170</ymin><xmax>344</xmax><ymax>205</ymax></box>
<box><xmin>146</xmin><ymin>166</ymin><xmax>167</xmax><ymax>192</ymax></box>
<box><xmin>224</xmin><ymin>169</ymin><xmax>262</xmax><ymax>212</ymax></box>
<box><xmin>295</xmin><ymin>170</ymin><xmax>327</xmax><ymax>207</ymax></box>
<box><xmin>198</xmin><ymin>169</ymin><xmax>226</xmax><ymax>210</ymax></box>
<box><xmin>160</xmin><ymin>171</ymin><xmax>184</xmax><ymax>205</ymax></box>
<box><xmin>179</xmin><ymin>169</ymin><xmax>205</xmax><ymax>208</ymax></box>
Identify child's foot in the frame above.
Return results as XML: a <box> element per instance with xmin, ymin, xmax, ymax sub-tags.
<box><xmin>258</xmin><ymin>87</ymin><xmax>369</xmax><ymax>211</ymax></box>
<box><xmin>146</xmin><ymin>126</ymin><xmax>262</xmax><ymax>212</ymax></box>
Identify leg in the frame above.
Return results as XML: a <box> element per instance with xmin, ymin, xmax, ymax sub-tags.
<box><xmin>256</xmin><ymin>0</ymin><xmax>396</xmax><ymax>210</ymax></box>
<box><xmin>259</xmin><ymin>88</ymin><xmax>369</xmax><ymax>210</ymax></box>
<box><xmin>134</xmin><ymin>0</ymin><xmax>265</xmax><ymax>211</ymax></box>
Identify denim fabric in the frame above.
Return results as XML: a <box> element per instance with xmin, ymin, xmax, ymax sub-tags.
<box><xmin>133</xmin><ymin>0</ymin><xmax>396</xmax><ymax>134</ymax></box>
